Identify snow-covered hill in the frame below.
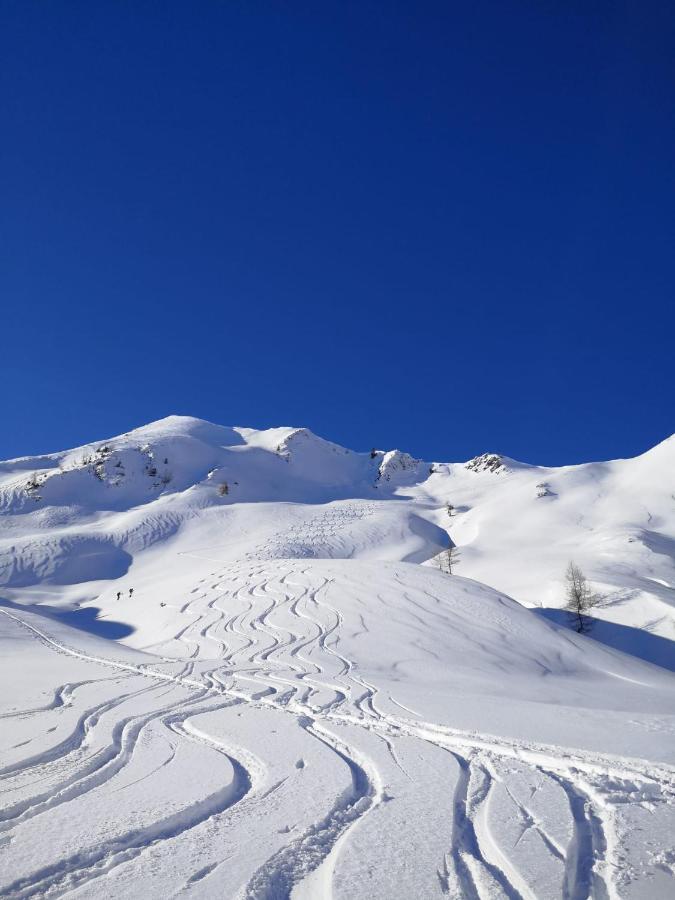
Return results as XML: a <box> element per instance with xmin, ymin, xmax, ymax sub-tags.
<box><xmin>2</xmin><ymin>415</ymin><xmax>673</xmax><ymax>651</ymax></box>
<box><xmin>1</xmin><ymin>416</ymin><xmax>674</xmax><ymax>898</ymax></box>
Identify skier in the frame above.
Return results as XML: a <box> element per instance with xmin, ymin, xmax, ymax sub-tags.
<box><xmin>129</xmin><ymin>587</ymin><xmax>134</xmax><ymax>598</ymax></box>
<box><xmin>116</xmin><ymin>591</ymin><xmax>121</xmax><ymax>601</ymax></box>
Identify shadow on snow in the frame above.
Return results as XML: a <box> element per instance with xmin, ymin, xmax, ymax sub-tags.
<box><xmin>0</xmin><ymin>597</ymin><xmax>135</xmax><ymax>640</ymax></box>
<box><xmin>536</xmin><ymin>607</ymin><xmax>675</xmax><ymax>674</ymax></box>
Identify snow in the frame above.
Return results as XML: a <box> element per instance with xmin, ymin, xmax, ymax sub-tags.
<box><xmin>1</xmin><ymin>415</ymin><xmax>674</xmax><ymax>898</ymax></box>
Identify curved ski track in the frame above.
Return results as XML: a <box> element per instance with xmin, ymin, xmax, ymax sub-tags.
<box><xmin>1</xmin><ymin>561</ymin><xmax>674</xmax><ymax>899</ymax></box>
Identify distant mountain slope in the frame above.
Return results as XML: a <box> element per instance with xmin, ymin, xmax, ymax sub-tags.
<box><xmin>1</xmin><ymin>415</ymin><xmax>673</xmax><ymax>658</ymax></box>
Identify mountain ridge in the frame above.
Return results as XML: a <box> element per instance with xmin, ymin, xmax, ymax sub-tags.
<box><xmin>1</xmin><ymin>413</ymin><xmax>674</xmax><ymax>654</ymax></box>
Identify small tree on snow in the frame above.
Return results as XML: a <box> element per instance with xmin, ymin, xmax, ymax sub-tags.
<box><xmin>565</xmin><ymin>561</ymin><xmax>599</xmax><ymax>633</ymax></box>
<box><xmin>438</xmin><ymin>546</ymin><xmax>460</xmax><ymax>574</ymax></box>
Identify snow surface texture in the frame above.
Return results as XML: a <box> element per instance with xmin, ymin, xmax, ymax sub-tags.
<box><xmin>1</xmin><ymin>415</ymin><xmax>674</xmax><ymax>899</ymax></box>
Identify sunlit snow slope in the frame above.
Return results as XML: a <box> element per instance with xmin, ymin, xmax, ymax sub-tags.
<box><xmin>1</xmin><ymin>416</ymin><xmax>674</xmax><ymax>899</ymax></box>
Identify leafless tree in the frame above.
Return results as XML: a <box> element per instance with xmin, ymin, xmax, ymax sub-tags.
<box><xmin>565</xmin><ymin>561</ymin><xmax>599</xmax><ymax>632</ymax></box>
<box><xmin>438</xmin><ymin>545</ymin><xmax>461</xmax><ymax>574</ymax></box>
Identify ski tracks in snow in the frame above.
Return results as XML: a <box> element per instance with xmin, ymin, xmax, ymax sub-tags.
<box><xmin>1</xmin><ymin>561</ymin><xmax>674</xmax><ymax>899</ymax></box>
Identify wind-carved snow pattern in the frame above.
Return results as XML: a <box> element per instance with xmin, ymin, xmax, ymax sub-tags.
<box><xmin>1</xmin><ymin>416</ymin><xmax>674</xmax><ymax>899</ymax></box>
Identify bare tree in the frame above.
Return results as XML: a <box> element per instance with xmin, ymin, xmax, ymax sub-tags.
<box><xmin>438</xmin><ymin>545</ymin><xmax>461</xmax><ymax>574</ymax></box>
<box><xmin>565</xmin><ymin>561</ymin><xmax>599</xmax><ymax>632</ymax></box>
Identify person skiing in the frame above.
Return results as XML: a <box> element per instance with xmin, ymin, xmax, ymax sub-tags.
<box><xmin>129</xmin><ymin>587</ymin><xmax>134</xmax><ymax>598</ymax></box>
<box><xmin>116</xmin><ymin>591</ymin><xmax>121</xmax><ymax>601</ymax></box>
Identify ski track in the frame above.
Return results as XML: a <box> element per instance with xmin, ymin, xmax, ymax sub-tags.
<box><xmin>1</xmin><ymin>561</ymin><xmax>674</xmax><ymax>899</ymax></box>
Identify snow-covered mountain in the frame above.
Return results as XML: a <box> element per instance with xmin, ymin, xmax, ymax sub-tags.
<box><xmin>1</xmin><ymin>416</ymin><xmax>674</xmax><ymax>899</ymax></box>
<box><xmin>2</xmin><ymin>415</ymin><xmax>674</xmax><ymax>650</ymax></box>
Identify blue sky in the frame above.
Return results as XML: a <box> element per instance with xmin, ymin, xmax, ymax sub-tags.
<box><xmin>2</xmin><ymin>2</ymin><xmax>673</xmax><ymax>464</ymax></box>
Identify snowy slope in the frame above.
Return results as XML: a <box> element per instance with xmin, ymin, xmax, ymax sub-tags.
<box><xmin>2</xmin><ymin>415</ymin><xmax>673</xmax><ymax>650</ymax></box>
<box><xmin>1</xmin><ymin>416</ymin><xmax>675</xmax><ymax>899</ymax></box>
<box><xmin>417</xmin><ymin>435</ymin><xmax>675</xmax><ymax>648</ymax></box>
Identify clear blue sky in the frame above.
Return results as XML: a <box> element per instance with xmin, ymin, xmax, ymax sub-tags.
<box><xmin>2</xmin><ymin>2</ymin><xmax>673</xmax><ymax>464</ymax></box>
